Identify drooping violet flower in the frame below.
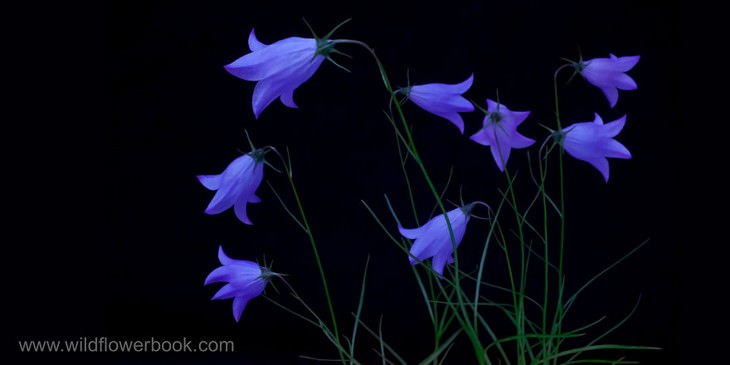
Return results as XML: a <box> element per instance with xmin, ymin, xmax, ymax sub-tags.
<box><xmin>197</xmin><ymin>148</ymin><xmax>265</xmax><ymax>225</ymax></box>
<box><xmin>469</xmin><ymin>99</ymin><xmax>535</xmax><ymax>171</ymax></box>
<box><xmin>398</xmin><ymin>203</ymin><xmax>476</xmax><ymax>276</ymax></box>
<box><xmin>558</xmin><ymin>113</ymin><xmax>631</xmax><ymax>182</ymax></box>
<box><xmin>204</xmin><ymin>245</ymin><xmax>275</xmax><ymax>322</ymax></box>
<box><xmin>397</xmin><ymin>74</ymin><xmax>475</xmax><ymax>133</ymax></box>
<box><xmin>573</xmin><ymin>54</ymin><xmax>640</xmax><ymax>108</ymax></box>
<box><xmin>224</xmin><ymin>29</ymin><xmax>334</xmax><ymax>119</ymax></box>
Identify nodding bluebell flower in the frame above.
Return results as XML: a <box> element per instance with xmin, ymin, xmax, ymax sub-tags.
<box><xmin>204</xmin><ymin>245</ymin><xmax>276</xmax><ymax>322</ymax></box>
<box><xmin>224</xmin><ymin>29</ymin><xmax>324</xmax><ymax>119</ymax></box>
<box><xmin>469</xmin><ymin>99</ymin><xmax>535</xmax><ymax>171</ymax></box>
<box><xmin>197</xmin><ymin>148</ymin><xmax>265</xmax><ymax>225</ymax></box>
<box><xmin>397</xmin><ymin>74</ymin><xmax>475</xmax><ymax>133</ymax></box>
<box><xmin>224</xmin><ymin>20</ymin><xmax>349</xmax><ymax>119</ymax></box>
<box><xmin>572</xmin><ymin>54</ymin><xmax>640</xmax><ymax>108</ymax></box>
<box><xmin>398</xmin><ymin>203</ymin><xmax>479</xmax><ymax>276</ymax></box>
<box><xmin>555</xmin><ymin>113</ymin><xmax>631</xmax><ymax>182</ymax></box>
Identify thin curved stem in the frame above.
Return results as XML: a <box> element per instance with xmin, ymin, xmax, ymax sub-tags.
<box><xmin>334</xmin><ymin>38</ymin><xmax>485</xmax><ymax>365</ymax></box>
<box><xmin>503</xmin><ymin>168</ymin><xmax>532</xmax><ymax>365</ymax></box>
<box><xmin>550</xmin><ymin>63</ymin><xmax>570</xmax><ymax>365</ymax></box>
<box><xmin>539</xmin><ymin>137</ymin><xmax>552</xmax><ymax>364</ymax></box>
<box><xmin>271</xmin><ymin>148</ymin><xmax>345</xmax><ymax>363</ymax></box>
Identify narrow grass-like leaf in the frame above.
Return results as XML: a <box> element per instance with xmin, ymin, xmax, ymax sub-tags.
<box><xmin>565</xmin><ymin>295</ymin><xmax>648</xmax><ymax>364</ymax></box>
<box><xmin>563</xmin><ymin>240</ymin><xmax>649</xmax><ymax>315</ymax></box>
<box><xmin>486</xmin><ymin>332</ymin><xmax>585</xmax><ymax>352</ymax></box>
<box><xmin>266</xmin><ymin>180</ymin><xmax>306</xmax><ymax>231</ymax></box>
<box><xmin>437</xmin><ymin>341</ymin><xmax>457</xmax><ymax>365</ymax></box>
<box><xmin>541</xmin><ymin>344</ymin><xmax>660</xmax><ymax>363</ymax></box>
<box><xmin>383</xmin><ymin>110</ymin><xmax>414</xmax><ymax>161</ymax></box>
<box><xmin>263</xmin><ymin>295</ymin><xmax>320</xmax><ymax>327</ymax></box>
<box><xmin>428</xmin><ymin>166</ymin><xmax>455</xmax><ymax>220</ymax></box>
<box><xmin>561</xmin><ymin>358</ymin><xmax>639</xmax><ymax>364</ymax></box>
<box><xmin>392</xmin><ymin>123</ymin><xmax>419</xmax><ymax>226</ymax></box>
<box><xmin>496</xmin><ymin>187</ymin><xmax>545</xmax><ymax>241</ymax></box>
<box><xmin>410</xmin><ymin>259</ymin><xmax>436</xmax><ymax>323</ymax></box>
<box><xmin>525</xmin><ymin>150</ymin><xmax>562</xmax><ymax>217</ymax></box>
<box><xmin>473</xmin><ymin>184</ymin><xmax>506</xmax><ymax>329</ymax></box>
<box><xmin>417</xmin><ymin>328</ymin><xmax>463</xmax><ymax>365</ymax></box>
<box><xmin>361</xmin><ymin>200</ymin><xmax>402</xmax><ymax>246</ymax></box>
<box><xmin>349</xmin><ymin>256</ymin><xmax>371</xmax><ymax>359</ymax></box>
<box><xmin>354</xmin><ymin>315</ymin><xmax>408</xmax><ymax>365</ymax></box>
<box><xmin>379</xmin><ymin>316</ymin><xmax>387</xmax><ymax>365</ymax></box>
<box><xmin>299</xmin><ymin>355</ymin><xmax>347</xmax><ymax>362</ymax></box>
<box><xmin>475</xmin><ymin>313</ymin><xmax>511</xmax><ymax>365</ymax></box>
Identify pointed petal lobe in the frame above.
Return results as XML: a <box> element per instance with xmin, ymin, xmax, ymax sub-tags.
<box><xmin>232</xmin><ymin>296</ymin><xmax>249</xmax><ymax>322</ymax></box>
<box><xmin>248</xmin><ymin>29</ymin><xmax>266</xmax><ymax>51</ymax></box>
<box><xmin>198</xmin><ymin>174</ymin><xmax>221</xmax><ymax>190</ymax></box>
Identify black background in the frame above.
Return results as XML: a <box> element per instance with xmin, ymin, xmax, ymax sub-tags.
<box><xmin>10</xmin><ymin>0</ymin><xmax>682</xmax><ymax>363</ymax></box>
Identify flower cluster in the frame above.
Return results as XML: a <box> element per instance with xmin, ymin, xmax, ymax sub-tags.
<box><xmin>197</xmin><ymin>23</ymin><xmax>639</xmax><ymax>322</ymax></box>
<box><xmin>393</xmin><ymin>57</ymin><xmax>637</xmax><ymax>179</ymax></box>
<box><xmin>197</xmin><ymin>24</ymin><xmax>349</xmax><ymax>320</ymax></box>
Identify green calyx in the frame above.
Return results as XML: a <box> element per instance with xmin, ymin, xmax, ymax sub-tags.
<box><xmin>472</xmin><ymin>99</ymin><xmax>502</xmax><ymax>126</ymax></box>
<box><xmin>559</xmin><ymin>55</ymin><xmax>585</xmax><ymax>84</ymax></box>
<box><xmin>487</xmin><ymin>111</ymin><xmax>504</xmax><ymax>124</ymax></box>
<box><xmin>460</xmin><ymin>202</ymin><xmax>477</xmax><ymax>216</ymax></box>
<box><xmin>459</xmin><ymin>201</ymin><xmax>492</xmax><ymax>220</ymax></box>
<box><xmin>572</xmin><ymin>60</ymin><xmax>586</xmax><ymax>72</ymax></box>
<box><xmin>248</xmin><ymin>148</ymin><xmax>267</xmax><ymax>163</ymax></box>
<box><xmin>259</xmin><ymin>266</ymin><xmax>278</xmax><ymax>282</ymax></box>
<box><xmin>303</xmin><ymin>18</ymin><xmax>353</xmax><ymax>72</ymax></box>
<box><xmin>395</xmin><ymin>86</ymin><xmax>412</xmax><ymax>97</ymax></box>
<box><xmin>316</xmin><ymin>38</ymin><xmax>336</xmax><ymax>57</ymax></box>
<box><xmin>550</xmin><ymin>129</ymin><xmax>566</xmax><ymax>145</ymax></box>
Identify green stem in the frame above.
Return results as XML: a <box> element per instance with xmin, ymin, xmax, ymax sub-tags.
<box><xmin>503</xmin><ymin>169</ymin><xmax>530</xmax><ymax>365</ymax></box>
<box><xmin>335</xmin><ymin>39</ymin><xmax>485</xmax><ymax>365</ymax></box>
<box><xmin>550</xmin><ymin>63</ymin><xmax>569</xmax><ymax>365</ymax></box>
<box><xmin>539</xmin><ymin>146</ymin><xmax>551</xmax><ymax>364</ymax></box>
<box><xmin>285</xmin><ymin>167</ymin><xmax>344</xmax><ymax>363</ymax></box>
<box><xmin>391</xmin><ymin>103</ymin><xmax>443</xmax><ymax>363</ymax></box>
<box><xmin>552</xmin><ymin>149</ymin><xmax>566</xmax><ymax>365</ymax></box>
<box><xmin>473</xmin><ymin>195</ymin><xmax>506</xmax><ymax>331</ymax></box>
<box><xmin>552</xmin><ymin>64</ymin><xmax>570</xmax><ymax>132</ymax></box>
<box><xmin>392</xmin><ymin>120</ymin><xmax>420</xmax><ymax>226</ymax></box>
